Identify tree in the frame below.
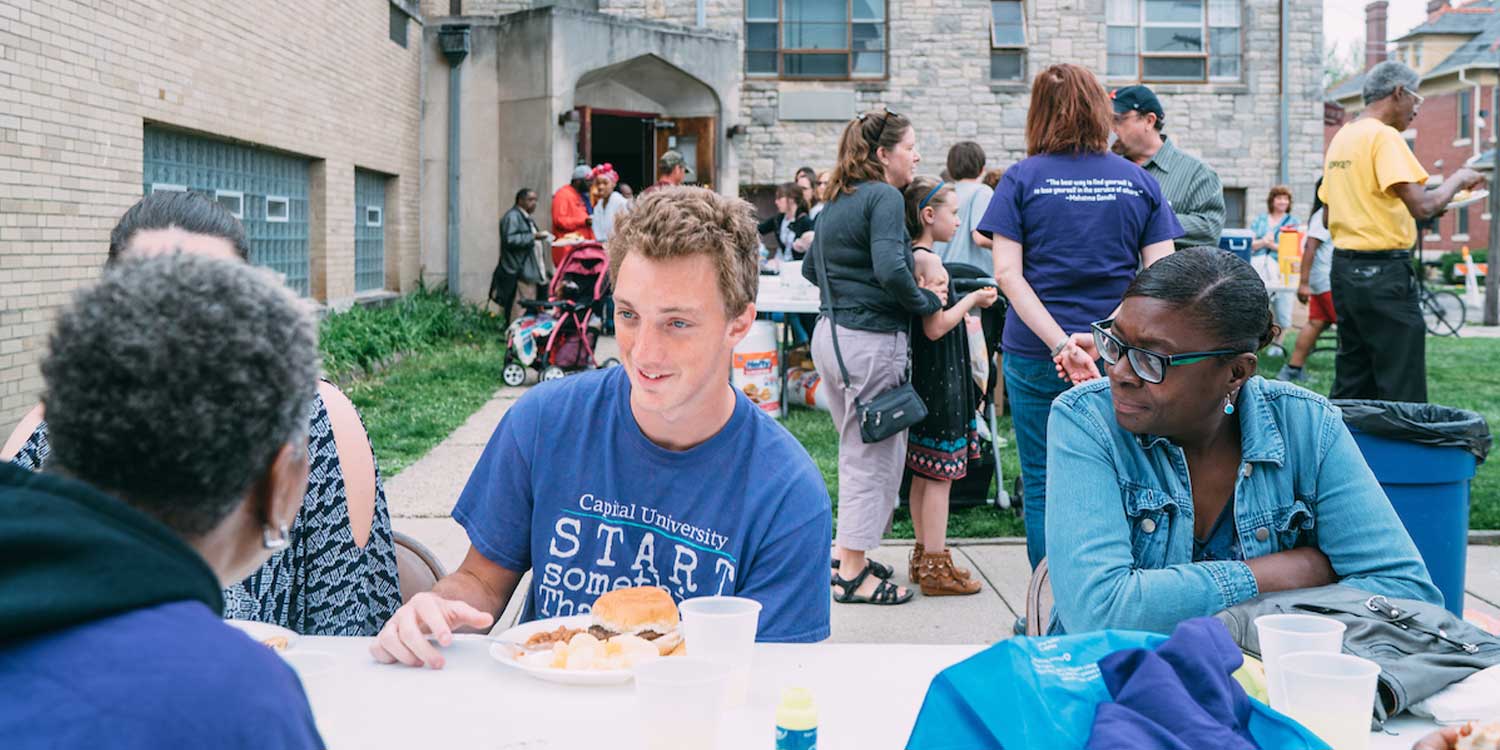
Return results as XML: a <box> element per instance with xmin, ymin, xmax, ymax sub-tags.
<box><xmin>1324</xmin><ymin>37</ymin><xmax>1362</xmax><ymax>91</ymax></box>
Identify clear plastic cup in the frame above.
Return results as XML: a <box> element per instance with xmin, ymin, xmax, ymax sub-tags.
<box><xmin>635</xmin><ymin>658</ymin><xmax>731</xmax><ymax>750</ymax></box>
<box><xmin>1254</xmin><ymin>613</ymin><xmax>1346</xmax><ymax>711</ymax></box>
<box><xmin>1278</xmin><ymin>652</ymin><xmax>1381</xmax><ymax>750</ymax></box>
<box><xmin>679</xmin><ymin>596</ymin><xmax>762</xmax><ymax>707</ymax></box>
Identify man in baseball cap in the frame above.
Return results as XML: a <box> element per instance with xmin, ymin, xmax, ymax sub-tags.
<box><xmin>644</xmin><ymin>150</ymin><xmax>694</xmax><ymax>195</ymax></box>
<box><xmin>1110</xmin><ymin>84</ymin><xmax>1224</xmax><ymax>249</ymax></box>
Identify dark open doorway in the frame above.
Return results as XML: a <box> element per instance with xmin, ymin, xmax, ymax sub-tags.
<box><xmin>589</xmin><ymin>112</ymin><xmax>654</xmax><ymax>195</ymax></box>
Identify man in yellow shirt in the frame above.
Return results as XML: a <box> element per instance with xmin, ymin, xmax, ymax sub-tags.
<box><xmin>1319</xmin><ymin>61</ymin><xmax>1485</xmax><ymax>402</ymax></box>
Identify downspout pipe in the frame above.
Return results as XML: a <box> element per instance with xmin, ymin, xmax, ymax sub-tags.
<box><xmin>439</xmin><ymin>24</ymin><xmax>472</xmax><ymax>297</ymax></box>
<box><xmin>1279</xmin><ymin>0</ymin><xmax>1290</xmax><ymax>186</ymax></box>
<box><xmin>1457</xmin><ymin>67</ymin><xmax>1483</xmax><ymax>160</ymax></box>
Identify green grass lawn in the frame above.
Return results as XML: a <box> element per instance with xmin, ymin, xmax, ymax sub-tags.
<box><xmin>783</xmin><ymin>330</ymin><xmax>1500</xmax><ymax>537</ymax></box>
<box><xmin>344</xmin><ymin>340</ymin><xmax>504</xmax><ymax>477</ymax></box>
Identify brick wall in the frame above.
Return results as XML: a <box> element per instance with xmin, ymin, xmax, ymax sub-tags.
<box><xmin>0</xmin><ymin>1</ymin><xmax>423</xmax><ymax>435</ymax></box>
<box><xmin>1409</xmin><ymin>85</ymin><xmax>1494</xmax><ymax>254</ymax></box>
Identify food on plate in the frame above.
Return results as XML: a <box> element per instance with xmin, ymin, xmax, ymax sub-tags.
<box><xmin>587</xmin><ymin>586</ymin><xmax>683</xmax><ymax>656</ymax></box>
<box><xmin>523</xmin><ymin>625</ymin><xmax>585</xmax><ymax>650</ymax></box>
<box><xmin>512</xmin><ymin>587</ymin><xmax>685</xmax><ymax>672</ymax></box>
<box><xmin>261</xmin><ymin>636</ymin><xmax>289</xmax><ymax>651</ymax></box>
<box><xmin>1455</xmin><ymin>189</ymin><xmax>1474</xmax><ymax>203</ymax></box>
<box><xmin>556</xmin><ymin>232</ymin><xmax>588</xmax><ymax>243</ymax></box>
<box><xmin>1458</xmin><ymin>722</ymin><xmax>1500</xmax><ymax>750</ymax></box>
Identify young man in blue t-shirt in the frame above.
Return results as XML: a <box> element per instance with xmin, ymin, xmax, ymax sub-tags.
<box><xmin>372</xmin><ymin>187</ymin><xmax>833</xmax><ymax>668</ymax></box>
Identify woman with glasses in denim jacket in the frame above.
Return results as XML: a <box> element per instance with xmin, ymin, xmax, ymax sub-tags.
<box><xmin>1045</xmin><ymin>247</ymin><xmax>1439</xmax><ymax>634</ymax></box>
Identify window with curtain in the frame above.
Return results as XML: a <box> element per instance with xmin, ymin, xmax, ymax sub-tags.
<box><xmin>745</xmin><ymin>0</ymin><xmax>888</xmax><ymax>79</ymax></box>
<box><xmin>1107</xmin><ymin>0</ymin><xmax>1241</xmax><ymax>82</ymax></box>
<box><xmin>990</xmin><ymin>1</ymin><xmax>1026</xmax><ymax>82</ymax></box>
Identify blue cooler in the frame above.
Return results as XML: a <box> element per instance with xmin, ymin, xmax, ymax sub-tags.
<box><xmin>1337</xmin><ymin>401</ymin><xmax>1492</xmax><ymax>616</ymax></box>
<box><xmin>1219</xmin><ymin>229</ymin><xmax>1254</xmax><ymax>264</ymax></box>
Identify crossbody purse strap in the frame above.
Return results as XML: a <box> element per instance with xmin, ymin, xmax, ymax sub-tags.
<box><xmin>812</xmin><ymin>240</ymin><xmax>855</xmax><ymax>390</ymax></box>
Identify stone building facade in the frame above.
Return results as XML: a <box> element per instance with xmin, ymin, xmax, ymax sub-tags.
<box><xmin>0</xmin><ymin>1</ymin><xmax>424</xmax><ymax>433</ymax></box>
<box><xmin>426</xmin><ymin>0</ymin><xmax>1321</xmax><ymax>229</ymax></box>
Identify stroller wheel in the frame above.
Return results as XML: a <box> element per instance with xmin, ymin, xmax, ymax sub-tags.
<box><xmin>501</xmin><ymin>363</ymin><xmax>527</xmax><ymax>387</ymax></box>
<box><xmin>541</xmin><ymin>366</ymin><xmax>567</xmax><ymax>382</ymax></box>
<box><xmin>599</xmin><ymin>357</ymin><xmax>621</xmax><ymax>369</ymax></box>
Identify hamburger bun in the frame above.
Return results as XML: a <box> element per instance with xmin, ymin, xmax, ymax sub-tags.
<box><xmin>592</xmin><ymin>587</ymin><xmax>680</xmax><ymax>644</ymax></box>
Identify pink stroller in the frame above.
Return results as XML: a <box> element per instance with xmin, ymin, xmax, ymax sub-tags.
<box><xmin>501</xmin><ymin>242</ymin><xmax>619</xmax><ymax>386</ymax></box>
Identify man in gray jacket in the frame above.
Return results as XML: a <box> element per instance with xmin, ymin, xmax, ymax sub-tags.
<box><xmin>490</xmin><ymin>188</ymin><xmax>548</xmax><ymax>320</ymax></box>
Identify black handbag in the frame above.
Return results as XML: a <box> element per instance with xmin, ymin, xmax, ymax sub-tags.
<box><xmin>810</xmin><ymin>242</ymin><xmax>927</xmax><ymax>444</ymax></box>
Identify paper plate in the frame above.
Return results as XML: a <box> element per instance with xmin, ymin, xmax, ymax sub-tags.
<box><xmin>488</xmin><ymin>615</ymin><xmax>635</xmax><ymax>686</ymax></box>
<box><xmin>1450</xmin><ymin>189</ymin><xmax>1489</xmax><ymax>209</ymax></box>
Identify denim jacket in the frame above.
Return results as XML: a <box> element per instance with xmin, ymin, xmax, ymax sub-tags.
<box><xmin>1045</xmin><ymin>376</ymin><xmax>1440</xmax><ymax>634</ymax></box>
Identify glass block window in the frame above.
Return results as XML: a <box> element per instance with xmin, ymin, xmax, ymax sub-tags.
<box><xmin>1107</xmin><ymin>0</ymin><xmax>1241</xmax><ymax>83</ymax></box>
<box><xmin>990</xmin><ymin>1</ymin><xmax>1026</xmax><ymax>82</ymax></box>
<box><xmin>744</xmin><ymin>0</ymin><xmax>887</xmax><ymax>79</ymax></box>
<box><xmin>355</xmin><ymin>168</ymin><xmax>388</xmax><ymax>294</ymax></box>
<box><xmin>143</xmin><ymin>125</ymin><xmax>312</xmax><ymax>295</ymax></box>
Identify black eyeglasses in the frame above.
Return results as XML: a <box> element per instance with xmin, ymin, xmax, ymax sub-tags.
<box><xmin>1091</xmin><ymin>319</ymin><xmax>1243</xmax><ymax>384</ymax></box>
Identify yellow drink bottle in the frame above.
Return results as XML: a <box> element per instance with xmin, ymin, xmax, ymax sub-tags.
<box><xmin>1277</xmin><ymin>227</ymin><xmax>1301</xmax><ymax>286</ymax></box>
<box><xmin>775</xmin><ymin>688</ymin><xmax>817</xmax><ymax>750</ymax></box>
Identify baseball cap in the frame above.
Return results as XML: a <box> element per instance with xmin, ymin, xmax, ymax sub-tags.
<box><xmin>1110</xmin><ymin>85</ymin><xmax>1165</xmax><ymax>121</ymax></box>
<box><xmin>571</xmin><ymin>164</ymin><xmax>593</xmax><ymax>181</ymax></box>
<box><xmin>659</xmin><ymin>150</ymin><xmax>694</xmax><ymax>176</ymax></box>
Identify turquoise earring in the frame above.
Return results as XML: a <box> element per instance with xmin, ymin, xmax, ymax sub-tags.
<box><xmin>1223</xmin><ymin>395</ymin><xmax>1236</xmax><ymax>415</ymax></box>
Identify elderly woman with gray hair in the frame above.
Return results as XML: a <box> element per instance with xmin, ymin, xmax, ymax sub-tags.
<box><xmin>0</xmin><ymin>255</ymin><xmax>324</xmax><ymax>746</ymax></box>
<box><xmin>1</xmin><ymin>191</ymin><xmax>402</xmax><ymax>636</ymax></box>
<box><xmin>1319</xmin><ymin>60</ymin><xmax>1486</xmax><ymax>403</ymax></box>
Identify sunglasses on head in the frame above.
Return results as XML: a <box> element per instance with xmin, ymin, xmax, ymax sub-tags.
<box><xmin>1091</xmin><ymin>319</ymin><xmax>1244</xmax><ymax>384</ymax></box>
<box><xmin>858</xmin><ymin>110</ymin><xmax>902</xmax><ymax>142</ymax></box>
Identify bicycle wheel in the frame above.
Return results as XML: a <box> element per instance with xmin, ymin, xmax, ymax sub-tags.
<box><xmin>1421</xmin><ymin>289</ymin><xmax>1467</xmax><ymax>336</ymax></box>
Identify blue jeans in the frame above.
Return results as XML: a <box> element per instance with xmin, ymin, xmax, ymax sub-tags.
<box><xmin>1004</xmin><ymin>353</ymin><xmax>1073</xmax><ymax>570</ymax></box>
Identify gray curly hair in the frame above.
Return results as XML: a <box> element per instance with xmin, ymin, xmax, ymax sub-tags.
<box><xmin>1363</xmin><ymin>61</ymin><xmax>1421</xmax><ymax>105</ymax></box>
<box><xmin>41</xmin><ymin>254</ymin><xmax>319</xmax><ymax>537</ymax></box>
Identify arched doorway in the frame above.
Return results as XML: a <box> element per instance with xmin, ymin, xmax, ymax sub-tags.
<box><xmin>572</xmin><ymin>55</ymin><xmax>721</xmax><ymax>193</ymax></box>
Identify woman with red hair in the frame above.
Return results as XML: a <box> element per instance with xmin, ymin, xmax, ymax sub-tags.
<box><xmin>976</xmin><ymin>64</ymin><xmax>1182</xmax><ymax>607</ymax></box>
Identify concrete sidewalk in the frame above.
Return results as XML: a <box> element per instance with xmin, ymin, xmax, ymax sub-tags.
<box><xmin>384</xmin><ymin>344</ymin><xmax>1500</xmax><ymax>642</ymax></box>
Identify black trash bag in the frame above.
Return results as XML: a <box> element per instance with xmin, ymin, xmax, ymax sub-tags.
<box><xmin>1333</xmin><ymin>400</ymin><xmax>1492</xmax><ymax>463</ymax></box>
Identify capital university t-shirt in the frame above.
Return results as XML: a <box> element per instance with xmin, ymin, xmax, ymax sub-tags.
<box><xmin>453</xmin><ymin>367</ymin><xmax>832</xmax><ymax>643</ymax></box>
<box><xmin>977</xmin><ymin>152</ymin><xmax>1183</xmax><ymax>359</ymax></box>
<box><xmin>1319</xmin><ymin>117</ymin><xmax>1429</xmax><ymax>251</ymax></box>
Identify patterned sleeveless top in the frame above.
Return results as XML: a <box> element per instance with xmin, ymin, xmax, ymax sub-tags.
<box><xmin>10</xmin><ymin>390</ymin><xmax>402</xmax><ymax>636</ymax></box>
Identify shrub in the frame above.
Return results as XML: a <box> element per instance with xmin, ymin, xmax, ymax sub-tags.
<box><xmin>320</xmin><ymin>282</ymin><xmax>501</xmax><ymax>381</ymax></box>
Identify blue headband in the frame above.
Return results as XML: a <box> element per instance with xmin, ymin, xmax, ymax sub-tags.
<box><xmin>918</xmin><ymin>182</ymin><xmax>946</xmax><ymax>210</ymax></box>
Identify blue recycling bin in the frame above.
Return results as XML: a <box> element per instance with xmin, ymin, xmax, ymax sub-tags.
<box><xmin>1337</xmin><ymin>401</ymin><xmax>1492</xmax><ymax>616</ymax></box>
<box><xmin>1219</xmin><ymin>228</ymin><xmax>1255</xmax><ymax>264</ymax></box>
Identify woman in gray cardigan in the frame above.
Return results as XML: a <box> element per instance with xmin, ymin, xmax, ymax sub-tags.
<box><xmin>804</xmin><ymin>110</ymin><xmax>942</xmax><ymax>606</ymax></box>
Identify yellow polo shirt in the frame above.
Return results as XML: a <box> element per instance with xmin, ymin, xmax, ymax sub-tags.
<box><xmin>1319</xmin><ymin>118</ymin><xmax>1429</xmax><ymax>250</ymax></box>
